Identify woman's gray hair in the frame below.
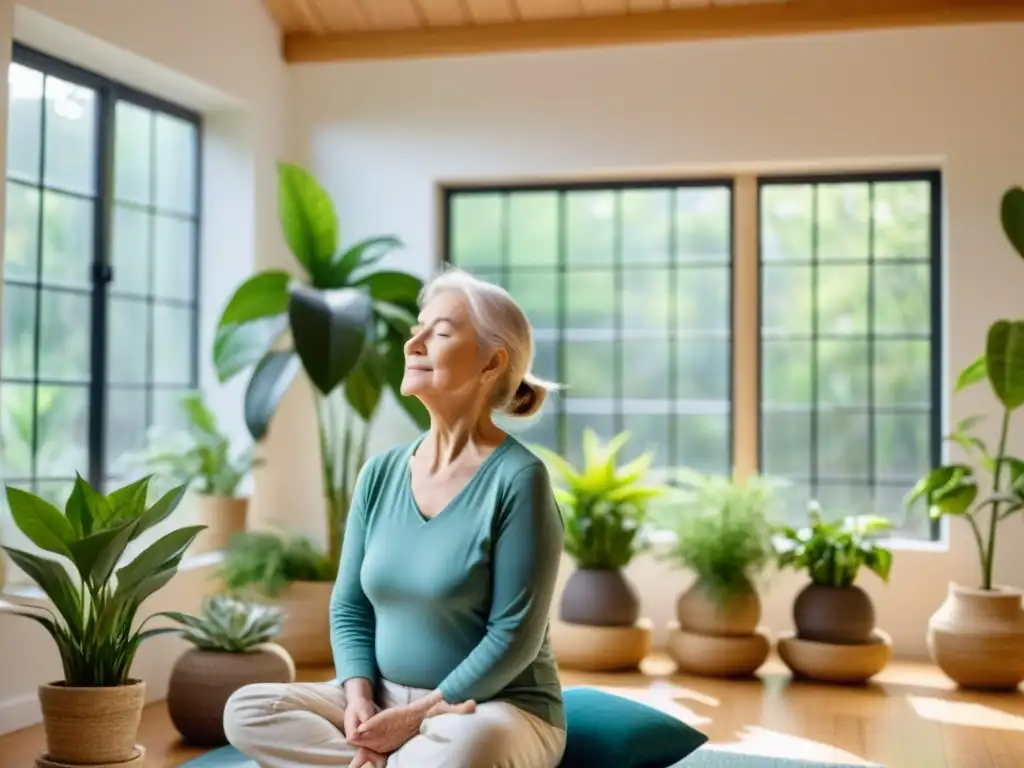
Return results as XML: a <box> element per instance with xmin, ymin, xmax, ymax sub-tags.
<box><xmin>418</xmin><ymin>265</ymin><xmax>558</xmax><ymax>417</ymax></box>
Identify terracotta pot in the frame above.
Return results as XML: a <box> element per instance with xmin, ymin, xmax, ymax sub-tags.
<box><xmin>559</xmin><ymin>567</ymin><xmax>640</xmax><ymax>627</ymax></box>
<box><xmin>38</xmin><ymin>679</ymin><xmax>145</xmax><ymax>764</ymax></box>
<box><xmin>167</xmin><ymin>643</ymin><xmax>296</xmax><ymax>745</ymax></box>
<box><xmin>675</xmin><ymin>577</ymin><xmax>761</xmax><ymax>637</ymax></box>
<box><xmin>794</xmin><ymin>583</ymin><xmax>875</xmax><ymax>645</ymax></box>
<box><xmin>927</xmin><ymin>583</ymin><xmax>1024</xmax><ymax>690</ymax></box>
<box><xmin>271</xmin><ymin>580</ymin><xmax>335</xmax><ymax>665</ymax></box>
<box><xmin>192</xmin><ymin>495</ymin><xmax>249</xmax><ymax>554</ymax></box>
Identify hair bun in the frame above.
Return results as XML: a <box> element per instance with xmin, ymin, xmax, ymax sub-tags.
<box><xmin>507</xmin><ymin>373</ymin><xmax>552</xmax><ymax>418</ymax></box>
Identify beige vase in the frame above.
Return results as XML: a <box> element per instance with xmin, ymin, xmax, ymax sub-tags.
<box><xmin>192</xmin><ymin>495</ymin><xmax>249</xmax><ymax>554</ymax></box>
<box><xmin>167</xmin><ymin>643</ymin><xmax>296</xmax><ymax>746</ymax></box>
<box><xmin>676</xmin><ymin>577</ymin><xmax>761</xmax><ymax>637</ymax></box>
<box><xmin>272</xmin><ymin>580</ymin><xmax>335</xmax><ymax>666</ymax></box>
<box><xmin>927</xmin><ymin>583</ymin><xmax>1024</xmax><ymax>690</ymax></box>
<box><xmin>38</xmin><ymin>679</ymin><xmax>145</xmax><ymax>764</ymax></box>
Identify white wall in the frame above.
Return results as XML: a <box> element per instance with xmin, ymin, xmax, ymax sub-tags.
<box><xmin>285</xmin><ymin>22</ymin><xmax>1024</xmax><ymax>658</ymax></box>
<box><xmin>0</xmin><ymin>0</ymin><xmax>293</xmax><ymax>734</ymax></box>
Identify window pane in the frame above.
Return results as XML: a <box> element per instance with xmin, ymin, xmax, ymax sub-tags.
<box><xmin>0</xmin><ymin>382</ymin><xmax>36</xmax><ymax>476</ymax></box>
<box><xmin>508</xmin><ymin>192</ymin><xmax>557</xmax><ymax>267</ymax></box>
<box><xmin>43</xmin><ymin>75</ymin><xmax>97</xmax><ymax>195</ymax></box>
<box><xmin>507</xmin><ymin>269</ymin><xmax>557</xmax><ymax>328</ymax></box>
<box><xmin>450</xmin><ymin>193</ymin><xmax>503</xmax><ymax>268</ymax></box>
<box><xmin>621</xmin><ymin>188</ymin><xmax>671</xmax><ymax>264</ymax></box>
<box><xmin>1</xmin><ymin>283</ymin><xmax>36</xmax><ymax>378</ymax></box>
<box><xmin>153</xmin><ymin>214</ymin><xmax>194</xmax><ymax>301</ymax></box>
<box><xmin>677</xmin><ymin>412</ymin><xmax>729</xmax><ymax>474</ymax></box>
<box><xmin>154</xmin><ymin>113</ymin><xmax>197</xmax><ymax>215</ymax></box>
<box><xmin>677</xmin><ymin>186</ymin><xmax>731</xmax><ymax>262</ymax></box>
<box><xmin>4</xmin><ymin>183</ymin><xmax>40</xmax><ymax>279</ymax></box>
<box><xmin>106</xmin><ymin>388</ymin><xmax>147</xmax><ymax>476</ymax></box>
<box><xmin>678</xmin><ymin>339</ymin><xmax>730</xmax><ymax>401</ymax></box>
<box><xmin>6</xmin><ymin>63</ymin><xmax>43</xmax><ymax>184</ymax></box>
<box><xmin>564</xmin><ymin>341</ymin><xmax>614</xmax><ymax>398</ymax></box>
<box><xmin>107</xmin><ymin>297</ymin><xmax>149</xmax><ymax>384</ymax></box>
<box><xmin>153</xmin><ymin>304</ymin><xmax>194</xmax><ymax>384</ymax></box>
<box><xmin>759</xmin><ymin>174</ymin><xmax>939</xmax><ymax>538</ymax></box>
<box><xmin>622</xmin><ymin>340</ymin><xmax>671</xmax><ymax>400</ymax></box>
<box><xmin>114</xmin><ymin>101</ymin><xmax>152</xmax><ymax>206</ymax></box>
<box><xmin>41</xmin><ymin>190</ymin><xmax>93</xmax><ymax>287</ymax></box>
<box><xmin>34</xmin><ymin>384</ymin><xmax>89</xmax><ymax>478</ymax></box>
<box><xmin>111</xmin><ymin>205</ymin><xmax>150</xmax><ymax>295</ymax></box>
<box><xmin>38</xmin><ymin>288</ymin><xmax>90</xmax><ymax>381</ymax></box>
<box><xmin>565</xmin><ymin>269</ymin><xmax>613</xmax><ymax>330</ymax></box>
<box><xmin>677</xmin><ymin>266</ymin><xmax>730</xmax><ymax>334</ymax></box>
<box><xmin>622</xmin><ymin>268</ymin><xmax>669</xmax><ymax>331</ymax></box>
<box><xmin>566</xmin><ymin>190</ymin><xmax>614</xmax><ymax>265</ymax></box>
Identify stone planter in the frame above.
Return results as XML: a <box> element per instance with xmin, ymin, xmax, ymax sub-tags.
<box><xmin>559</xmin><ymin>567</ymin><xmax>640</xmax><ymax>627</ymax></box>
<box><xmin>794</xmin><ymin>583</ymin><xmax>875</xmax><ymax>645</ymax></box>
<box><xmin>927</xmin><ymin>583</ymin><xmax>1024</xmax><ymax>690</ymax></box>
<box><xmin>192</xmin><ymin>495</ymin><xmax>248</xmax><ymax>554</ymax></box>
<box><xmin>271</xmin><ymin>580</ymin><xmax>335</xmax><ymax>665</ymax></box>
<box><xmin>37</xmin><ymin>679</ymin><xmax>145</xmax><ymax>765</ymax></box>
<box><xmin>167</xmin><ymin>643</ymin><xmax>296</xmax><ymax>745</ymax></box>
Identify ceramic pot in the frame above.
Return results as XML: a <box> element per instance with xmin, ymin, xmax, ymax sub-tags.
<box><xmin>271</xmin><ymin>580</ymin><xmax>334</xmax><ymax>665</ymax></box>
<box><xmin>192</xmin><ymin>495</ymin><xmax>249</xmax><ymax>554</ymax></box>
<box><xmin>927</xmin><ymin>583</ymin><xmax>1024</xmax><ymax>690</ymax></box>
<box><xmin>168</xmin><ymin>643</ymin><xmax>296</xmax><ymax>745</ymax></box>
<box><xmin>559</xmin><ymin>567</ymin><xmax>640</xmax><ymax>627</ymax></box>
<box><xmin>38</xmin><ymin>679</ymin><xmax>145</xmax><ymax>764</ymax></box>
<box><xmin>794</xmin><ymin>583</ymin><xmax>875</xmax><ymax>645</ymax></box>
<box><xmin>675</xmin><ymin>577</ymin><xmax>761</xmax><ymax>637</ymax></box>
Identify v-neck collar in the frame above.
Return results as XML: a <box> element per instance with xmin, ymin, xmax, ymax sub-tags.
<box><xmin>404</xmin><ymin>433</ymin><xmax>514</xmax><ymax>525</ymax></box>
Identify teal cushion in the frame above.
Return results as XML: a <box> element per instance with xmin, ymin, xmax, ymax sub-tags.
<box><xmin>560</xmin><ymin>687</ymin><xmax>708</xmax><ymax>768</ymax></box>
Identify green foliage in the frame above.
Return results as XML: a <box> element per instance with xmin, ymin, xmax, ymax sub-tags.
<box><xmin>124</xmin><ymin>391</ymin><xmax>261</xmax><ymax>497</ymax></box>
<box><xmin>163</xmin><ymin>593</ymin><xmax>284</xmax><ymax>652</ymax></box>
<box><xmin>774</xmin><ymin>503</ymin><xmax>893</xmax><ymax>589</ymax></box>
<box><xmin>216</xmin><ymin>531</ymin><xmax>335</xmax><ymax>597</ymax></box>
<box><xmin>213</xmin><ymin>162</ymin><xmax>430</xmax><ymax>569</ymax></box>
<box><xmin>654</xmin><ymin>470</ymin><xmax>778</xmax><ymax>602</ymax></box>
<box><xmin>0</xmin><ymin>475</ymin><xmax>204</xmax><ymax>686</ymax></box>
<box><xmin>906</xmin><ymin>186</ymin><xmax>1024</xmax><ymax>591</ymax></box>
<box><xmin>531</xmin><ymin>429</ymin><xmax>669</xmax><ymax>569</ymax></box>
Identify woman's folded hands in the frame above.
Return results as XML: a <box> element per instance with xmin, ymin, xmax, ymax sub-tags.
<box><xmin>347</xmin><ymin>692</ymin><xmax>477</xmax><ymax>764</ymax></box>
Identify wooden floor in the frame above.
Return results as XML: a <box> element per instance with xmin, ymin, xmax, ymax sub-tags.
<box><xmin>3</xmin><ymin>655</ymin><xmax>1023</xmax><ymax>767</ymax></box>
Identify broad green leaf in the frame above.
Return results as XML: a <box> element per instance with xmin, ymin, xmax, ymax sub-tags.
<box><xmin>905</xmin><ymin>464</ymin><xmax>973</xmax><ymax>507</ymax></box>
<box><xmin>344</xmin><ymin>348</ymin><xmax>386</xmax><ymax>421</ymax></box>
<box><xmin>134</xmin><ymin>483</ymin><xmax>189</xmax><ymax>538</ymax></box>
<box><xmin>278</xmin><ymin>162</ymin><xmax>338</xmax><ymax>281</ymax></box>
<box><xmin>180</xmin><ymin>392</ymin><xmax>220</xmax><ymax>437</ymax></box>
<box><xmin>931</xmin><ymin>482</ymin><xmax>978</xmax><ymax>516</ymax></box>
<box><xmin>106</xmin><ymin>475</ymin><xmax>153</xmax><ymax>524</ymax></box>
<box><xmin>353</xmin><ymin>270</ymin><xmax>423</xmax><ymax>307</ymax></box>
<box><xmin>289</xmin><ymin>284</ymin><xmax>373</xmax><ymax>396</ymax></box>
<box><xmin>1000</xmin><ymin>186</ymin><xmax>1024</xmax><ymax>261</ymax></box>
<box><xmin>325</xmin><ymin>236</ymin><xmax>403</xmax><ymax>287</ymax></box>
<box><xmin>64</xmin><ymin>479</ymin><xmax>92</xmax><ymax>538</ymax></box>
<box><xmin>955</xmin><ymin>354</ymin><xmax>987</xmax><ymax>392</ymax></box>
<box><xmin>244</xmin><ymin>351</ymin><xmax>301</xmax><ymax>440</ymax></box>
<box><xmin>214</xmin><ymin>314</ymin><xmax>289</xmax><ymax>382</ymax></box>
<box><xmin>986</xmin><ymin>320</ymin><xmax>1024</xmax><ymax>410</ymax></box>
<box><xmin>2</xmin><ymin>547</ymin><xmax>82</xmax><ymax>634</ymax></box>
<box><xmin>217</xmin><ymin>271</ymin><xmax>292</xmax><ymax>327</ymax></box>
<box><xmin>114</xmin><ymin>525</ymin><xmax>206</xmax><ymax>597</ymax></box>
<box><xmin>6</xmin><ymin>486</ymin><xmax>74</xmax><ymax>558</ymax></box>
<box><xmin>67</xmin><ymin>518</ymin><xmax>140</xmax><ymax>587</ymax></box>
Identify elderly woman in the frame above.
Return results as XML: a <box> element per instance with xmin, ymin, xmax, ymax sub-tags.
<box><xmin>224</xmin><ymin>267</ymin><xmax>567</xmax><ymax>768</ymax></box>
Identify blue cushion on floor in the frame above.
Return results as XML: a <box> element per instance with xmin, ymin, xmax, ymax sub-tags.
<box><xmin>560</xmin><ymin>686</ymin><xmax>708</xmax><ymax>768</ymax></box>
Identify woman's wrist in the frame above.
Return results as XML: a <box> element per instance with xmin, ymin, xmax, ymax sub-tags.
<box><xmin>343</xmin><ymin>676</ymin><xmax>375</xmax><ymax>703</ymax></box>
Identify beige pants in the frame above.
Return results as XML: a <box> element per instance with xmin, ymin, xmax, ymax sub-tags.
<box><xmin>224</xmin><ymin>679</ymin><xmax>566</xmax><ymax>768</ymax></box>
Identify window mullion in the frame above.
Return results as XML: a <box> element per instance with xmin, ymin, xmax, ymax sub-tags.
<box><xmin>732</xmin><ymin>175</ymin><xmax>759</xmax><ymax>480</ymax></box>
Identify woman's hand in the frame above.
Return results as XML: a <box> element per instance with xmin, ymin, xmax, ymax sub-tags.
<box><xmin>350</xmin><ymin>698</ymin><xmax>477</xmax><ymax>754</ymax></box>
<box><xmin>344</xmin><ymin>696</ymin><xmax>378</xmax><ymax>741</ymax></box>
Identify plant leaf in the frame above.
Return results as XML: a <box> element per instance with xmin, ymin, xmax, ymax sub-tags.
<box><xmin>288</xmin><ymin>284</ymin><xmax>373</xmax><ymax>396</ymax></box>
<box><xmin>955</xmin><ymin>354</ymin><xmax>987</xmax><ymax>392</ymax></box>
<box><xmin>67</xmin><ymin>518</ymin><xmax>141</xmax><ymax>588</ymax></box>
<box><xmin>2</xmin><ymin>547</ymin><xmax>82</xmax><ymax>635</ymax></box>
<box><xmin>1000</xmin><ymin>186</ymin><xmax>1024</xmax><ymax>261</ymax></box>
<box><xmin>325</xmin><ymin>235</ymin><xmax>404</xmax><ymax>287</ymax></box>
<box><xmin>352</xmin><ymin>270</ymin><xmax>423</xmax><ymax>307</ymax></box>
<box><xmin>135</xmin><ymin>483</ymin><xmax>190</xmax><ymax>539</ymax></box>
<box><xmin>5</xmin><ymin>486</ymin><xmax>75</xmax><ymax>559</ymax></box>
<box><xmin>114</xmin><ymin>525</ymin><xmax>206</xmax><ymax>597</ymax></box>
<box><xmin>244</xmin><ymin>351</ymin><xmax>301</xmax><ymax>440</ymax></box>
<box><xmin>217</xmin><ymin>271</ymin><xmax>292</xmax><ymax>327</ymax></box>
<box><xmin>214</xmin><ymin>314</ymin><xmax>289</xmax><ymax>383</ymax></box>
<box><xmin>344</xmin><ymin>347</ymin><xmax>386</xmax><ymax>421</ymax></box>
<box><xmin>986</xmin><ymin>320</ymin><xmax>1024</xmax><ymax>410</ymax></box>
<box><xmin>278</xmin><ymin>162</ymin><xmax>338</xmax><ymax>282</ymax></box>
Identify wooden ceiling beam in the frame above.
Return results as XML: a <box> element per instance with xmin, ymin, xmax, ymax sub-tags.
<box><xmin>281</xmin><ymin>0</ymin><xmax>1024</xmax><ymax>63</ymax></box>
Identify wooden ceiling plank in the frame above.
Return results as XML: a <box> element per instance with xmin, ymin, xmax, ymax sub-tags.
<box><xmin>417</xmin><ymin>0</ymin><xmax>472</xmax><ymax>25</ymax></box>
<box><xmin>358</xmin><ymin>0</ymin><xmax>424</xmax><ymax>29</ymax></box>
<box><xmin>516</xmin><ymin>0</ymin><xmax>587</xmax><ymax>20</ymax></box>
<box><xmin>581</xmin><ymin>0</ymin><xmax>637</xmax><ymax>16</ymax></box>
<box><xmin>283</xmin><ymin>0</ymin><xmax>1024</xmax><ymax>63</ymax></box>
<box><xmin>465</xmin><ymin>0</ymin><xmax>518</xmax><ymax>24</ymax></box>
<box><xmin>629</xmin><ymin>0</ymin><xmax>668</xmax><ymax>12</ymax></box>
<box><xmin>294</xmin><ymin>0</ymin><xmax>328</xmax><ymax>32</ymax></box>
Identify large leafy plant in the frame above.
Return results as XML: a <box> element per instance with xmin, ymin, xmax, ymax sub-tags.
<box><xmin>216</xmin><ymin>531</ymin><xmax>335</xmax><ymax>598</ymax></box>
<box><xmin>774</xmin><ymin>503</ymin><xmax>893</xmax><ymax>589</ymax></box>
<box><xmin>655</xmin><ymin>469</ymin><xmax>778</xmax><ymax>603</ymax></box>
<box><xmin>0</xmin><ymin>475</ymin><xmax>204</xmax><ymax>686</ymax></box>
<box><xmin>906</xmin><ymin>187</ymin><xmax>1024</xmax><ymax>591</ymax></box>
<box><xmin>123</xmin><ymin>391</ymin><xmax>261</xmax><ymax>497</ymax></box>
<box><xmin>531</xmin><ymin>430</ymin><xmax>668</xmax><ymax>569</ymax></box>
<box><xmin>213</xmin><ymin>162</ymin><xmax>429</xmax><ymax>570</ymax></box>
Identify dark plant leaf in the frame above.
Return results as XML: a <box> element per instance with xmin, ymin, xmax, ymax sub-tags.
<box><xmin>2</xmin><ymin>547</ymin><xmax>82</xmax><ymax>635</ymax></box>
<box><xmin>1000</xmin><ymin>186</ymin><xmax>1024</xmax><ymax>261</ymax></box>
<box><xmin>344</xmin><ymin>347</ymin><xmax>386</xmax><ymax>421</ymax></box>
<box><xmin>217</xmin><ymin>271</ymin><xmax>292</xmax><ymax>327</ymax></box>
<box><xmin>289</xmin><ymin>284</ymin><xmax>374</xmax><ymax>396</ymax></box>
<box><xmin>115</xmin><ymin>525</ymin><xmax>207</xmax><ymax>597</ymax></box>
<box><xmin>214</xmin><ymin>313</ymin><xmax>289</xmax><ymax>383</ymax></box>
<box><xmin>324</xmin><ymin>236</ymin><xmax>404</xmax><ymax>288</ymax></box>
<box><xmin>68</xmin><ymin>518</ymin><xmax>141</xmax><ymax>588</ymax></box>
<box><xmin>244</xmin><ymin>351</ymin><xmax>301</xmax><ymax>440</ymax></box>
<box><xmin>986</xmin><ymin>320</ymin><xmax>1024</xmax><ymax>410</ymax></box>
<box><xmin>353</xmin><ymin>270</ymin><xmax>423</xmax><ymax>307</ymax></box>
<box><xmin>6</xmin><ymin>486</ymin><xmax>74</xmax><ymax>559</ymax></box>
<box><xmin>278</xmin><ymin>162</ymin><xmax>338</xmax><ymax>281</ymax></box>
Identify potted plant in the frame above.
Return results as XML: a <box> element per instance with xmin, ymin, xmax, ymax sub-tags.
<box><xmin>164</xmin><ymin>593</ymin><xmax>295</xmax><ymax>746</ymax></box>
<box><xmin>654</xmin><ymin>469</ymin><xmax>777</xmax><ymax>677</ymax></box>
<box><xmin>0</xmin><ymin>474</ymin><xmax>203</xmax><ymax>766</ymax></box>
<box><xmin>210</xmin><ymin>163</ymin><xmax>429</xmax><ymax>661</ymax></box>
<box><xmin>774</xmin><ymin>504</ymin><xmax>893</xmax><ymax>645</ymax></box>
<box><xmin>532</xmin><ymin>429</ymin><xmax>668</xmax><ymax>627</ymax></box>
<box><xmin>125</xmin><ymin>390</ymin><xmax>261</xmax><ymax>554</ymax></box>
<box><xmin>904</xmin><ymin>186</ymin><xmax>1024</xmax><ymax>690</ymax></box>
<box><xmin>215</xmin><ymin>531</ymin><xmax>335</xmax><ymax>664</ymax></box>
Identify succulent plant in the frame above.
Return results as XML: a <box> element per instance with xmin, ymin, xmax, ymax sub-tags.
<box><xmin>165</xmin><ymin>593</ymin><xmax>284</xmax><ymax>652</ymax></box>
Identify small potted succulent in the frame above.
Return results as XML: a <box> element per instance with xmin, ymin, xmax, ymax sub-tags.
<box><xmin>164</xmin><ymin>593</ymin><xmax>295</xmax><ymax>746</ymax></box>
<box><xmin>774</xmin><ymin>503</ymin><xmax>894</xmax><ymax>645</ymax></box>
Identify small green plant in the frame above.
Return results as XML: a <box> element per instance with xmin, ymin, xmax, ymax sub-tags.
<box><xmin>126</xmin><ymin>391</ymin><xmax>261</xmax><ymax>497</ymax></box>
<box><xmin>164</xmin><ymin>593</ymin><xmax>284</xmax><ymax>652</ymax></box>
<box><xmin>656</xmin><ymin>469</ymin><xmax>778</xmax><ymax>602</ymax></box>
<box><xmin>531</xmin><ymin>429</ymin><xmax>669</xmax><ymax>569</ymax></box>
<box><xmin>216</xmin><ymin>531</ymin><xmax>335</xmax><ymax>597</ymax></box>
<box><xmin>0</xmin><ymin>474</ymin><xmax>204</xmax><ymax>686</ymax></box>
<box><xmin>905</xmin><ymin>186</ymin><xmax>1024</xmax><ymax>591</ymax></box>
<box><xmin>774</xmin><ymin>503</ymin><xmax>894</xmax><ymax>588</ymax></box>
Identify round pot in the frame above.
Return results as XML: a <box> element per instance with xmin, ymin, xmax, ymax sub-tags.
<box><xmin>38</xmin><ymin>679</ymin><xmax>145</xmax><ymax>764</ymax></box>
<box><xmin>927</xmin><ymin>583</ymin><xmax>1024</xmax><ymax>690</ymax></box>
<box><xmin>271</xmin><ymin>580</ymin><xmax>335</xmax><ymax>665</ymax></box>
<box><xmin>794</xmin><ymin>583</ymin><xmax>875</xmax><ymax>645</ymax></box>
<box><xmin>192</xmin><ymin>495</ymin><xmax>249</xmax><ymax>555</ymax></box>
<box><xmin>559</xmin><ymin>567</ymin><xmax>640</xmax><ymax>627</ymax></box>
<box><xmin>168</xmin><ymin>643</ymin><xmax>296</xmax><ymax>746</ymax></box>
<box><xmin>676</xmin><ymin>577</ymin><xmax>761</xmax><ymax>637</ymax></box>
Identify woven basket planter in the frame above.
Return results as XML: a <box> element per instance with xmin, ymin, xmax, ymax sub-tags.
<box><xmin>37</xmin><ymin>679</ymin><xmax>145</xmax><ymax>764</ymax></box>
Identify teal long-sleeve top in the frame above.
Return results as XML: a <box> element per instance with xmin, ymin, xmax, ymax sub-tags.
<box><xmin>329</xmin><ymin>433</ymin><xmax>566</xmax><ymax>730</ymax></box>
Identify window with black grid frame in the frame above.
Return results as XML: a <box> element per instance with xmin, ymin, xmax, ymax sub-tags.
<box><xmin>443</xmin><ymin>181</ymin><xmax>734</xmax><ymax>481</ymax></box>
<box><xmin>758</xmin><ymin>171</ymin><xmax>942</xmax><ymax>540</ymax></box>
